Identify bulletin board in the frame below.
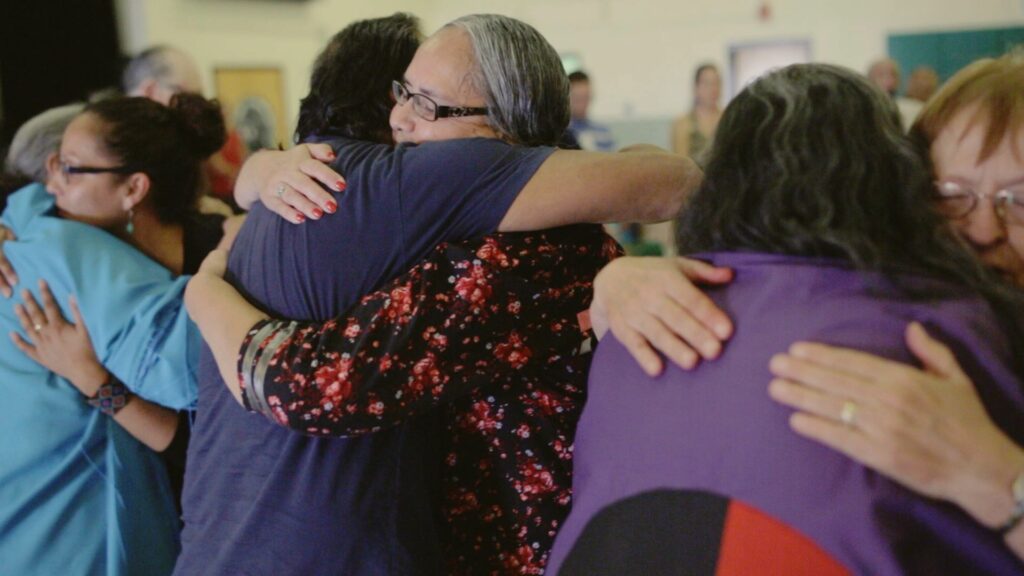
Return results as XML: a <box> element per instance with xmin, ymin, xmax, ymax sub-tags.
<box><xmin>888</xmin><ymin>26</ymin><xmax>1024</xmax><ymax>83</ymax></box>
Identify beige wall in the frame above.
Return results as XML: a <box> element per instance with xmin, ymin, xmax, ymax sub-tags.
<box><xmin>425</xmin><ymin>0</ymin><xmax>1024</xmax><ymax>119</ymax></box>
<box><xmin>123</xmin><ymin>0</ymin><xmax>1024</xmax><ymax>133</ymax></box>
<box><xmin>118</xmin><ymin>0</ymin><xmax>430</xmax><ymax>136</ymax></box>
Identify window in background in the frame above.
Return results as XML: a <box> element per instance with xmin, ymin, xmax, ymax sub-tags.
<box><xmin>561</xmin><ymin>52</ymin><xmax>583</xmax><ymax>75</ymax></box>
<box><xmin>729</xmin><ymin>40</ymin><xmax>812</xmax><ymax>98</ymax></box>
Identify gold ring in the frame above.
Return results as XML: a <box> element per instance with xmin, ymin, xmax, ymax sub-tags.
<box><xmin>840</xmin><ymin>400</ymin><xmax>858</xmax><ymax>427</ymax></box>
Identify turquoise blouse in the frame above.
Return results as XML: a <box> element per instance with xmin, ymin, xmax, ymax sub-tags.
<box><xmin>0</xmin><ymin>184</ymin><xmax>198</xmax><ymax>575</ymax></box>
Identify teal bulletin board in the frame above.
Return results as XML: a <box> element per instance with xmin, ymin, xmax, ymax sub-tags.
<box><xmin>888</xmin><ymin>26</ymin><xmax>1024</xmax><ymax>86</ymax></box>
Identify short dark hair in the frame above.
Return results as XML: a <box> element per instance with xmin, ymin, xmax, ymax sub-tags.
<box><xmin>295</xmin><ymin>13</ymin><xmax>421</xmax><ymax>144</ymax></box>
<box><xmin>568</xmin><ymin>70</ymin><xmax>590</xmax><ymax>84</ymax></box>
<box><xmin>86</xmin><ymin>94</ymin><xmax>225</xmax><ymax>224</ymax></box>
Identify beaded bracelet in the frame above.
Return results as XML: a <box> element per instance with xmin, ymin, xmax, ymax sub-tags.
<box><xmin>998</xmin><ymin>470</ymin><xmax>1024</xmax><ymax>536</ymax></box>
<box><xmin>85</xmin><ymin>374</ymin><xmax>131</xmax><ymax>417</ymax></box>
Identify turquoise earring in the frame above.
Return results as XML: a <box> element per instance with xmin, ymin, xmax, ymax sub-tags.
<box><xmin>125</xmin><ymin>208</ymin><xmax>135</xmax><ymax>235</ymax></box>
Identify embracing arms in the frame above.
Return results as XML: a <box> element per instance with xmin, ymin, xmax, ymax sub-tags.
<box><xmin>233</xmin><ymin>142</ymin><xmax>699</xmax><ymax>230</ymax></box>
<box><xmin>11</xmin><ymin>281</ymin><xmax>178</xmax><ymax>451</ymax></box>
<box><xmin>186</xmin><ymin>231</ymin><xmax>604</xmax><ymax>436</ymax></box>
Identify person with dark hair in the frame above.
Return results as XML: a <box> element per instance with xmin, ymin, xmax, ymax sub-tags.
<box><xmin>547</xmin><ymin>63</ymin><xmax>1024</xmax><ymax>574</ymax></box>
<box><xmin>567</xmin><ymin>70</ymin><xmax>617</xmax><ymax>152</ymax></box>
<box><xmin>592</xmin><ymin>54</ymin><xmax>1024</xmax><ymax>567</ymax></box>
<box><xmin>649</xmin><ymin>63</ymin><xmax>725</xmax><ymax>256</ymax></box>
<box><xmin>180</xmin><ymin>12</ymin><xmax>706</xmax><ymax>575</ymax></box>
<box><xmin>123</xmin><ymin>44</ymin><xmax>240</xmax><ymax>215</ymax></box>
<box><xmin>0</xmin><ymin>94</ymin><xmax>227</xmax><ymax>576</ymax></box>
<box><xmin>295</xmin><ymin>14</ymin><xmax>421</xmax><ymax>144</ymax></box>
<box><xmin>768</xmin><ymin>53</ymin><xmax>1024</xmax><ymax>565</ymax></box>
<box><xmin>671</xmin><ymin>63</ymin><xmax>722</xmax><ymax>161</ymax></box>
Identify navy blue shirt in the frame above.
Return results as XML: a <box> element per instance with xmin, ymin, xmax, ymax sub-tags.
<box><xmin>175</xmin><ymin>137</ymin><xmax>555</xmax><ymax>575</ymax></box>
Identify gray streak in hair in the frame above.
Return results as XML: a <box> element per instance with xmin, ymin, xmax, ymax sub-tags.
<box><xmin>445</xmin><ymin>14</ymin><xmax>569</xmax><ymax>146</ymax></box>
<box><xmin>122</xmin><ymin>46</ymin><xmax>176</xmax><ymax>93</ymax></box>
<box><xmin>5</xmin><ymin>103</ymin><xmax>85</xmax><ymax>183</ymax></box>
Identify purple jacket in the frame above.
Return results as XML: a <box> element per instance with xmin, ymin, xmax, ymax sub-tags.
<box><xmin>548</xmin><ymin>252</ymin><xmax>1024</xmax><ymax>575</ymax></box>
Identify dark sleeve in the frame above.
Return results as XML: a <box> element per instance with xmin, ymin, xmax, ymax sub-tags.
<box><xmin>236</xmin><ymin>234</ymin><xmax>590</xmax><ymax>437</ymax></box>
<box><xmin>396</xmin><ymin>138</ymin><xmax>555</xmax><ymax>250</ymax></box>
<box><xmin>326</xmin><ymin>136</ymin><xmax>555</xmax><ymax>264</ymax></box>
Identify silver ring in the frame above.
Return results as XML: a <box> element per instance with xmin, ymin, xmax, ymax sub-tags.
<box><xmin>33</xmin><ymin>323</ymin><xmax>43</xmax><ymax>332</ymax></box>
<box><xmin>840</xmin><ymin>400</ymin><xmax>858</xmax><ymax>427</ymax></box>
<box><xmin>275</xmin><ymin>184</ymin><xmax>287</xmax><ymax>199</ymax></box>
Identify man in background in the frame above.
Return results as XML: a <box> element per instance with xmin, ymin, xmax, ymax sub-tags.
<box><xmin>123</xmin><ymin>46</ymin><xmax>204</xmax><ymax>104</ymax></box>
<box><xmin>568</xmin><ymin>70</ymin><xmax>617</xmax><ymax>152</ymax></box>
<box><xmin>867</xmin><ymin>57</ymin><xmax>922</xmax><ymax>130</ymax></box>
<box><xmin>123</xmin><ymin>46</ymin><xmax>240</xmax><ymax>214</ymax></box>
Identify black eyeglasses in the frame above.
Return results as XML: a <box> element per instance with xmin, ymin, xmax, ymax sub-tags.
<box><xmin>391</xmin><ymin>80</ymin><xmax>489</xmax><ymax>122</ymax></box>
<box><xmin>935</xmin><ymin>180</ymin><xmax>1024</xmax><ymax>227</ymax></box>
<box><xmin>59</xmin><ymin>159</ymin><xmax>136</xmax><ymax>179</ymax></box>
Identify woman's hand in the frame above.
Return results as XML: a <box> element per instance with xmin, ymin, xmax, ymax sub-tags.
<box><xmin>768</xmin><ymin>322</ymin><xmax>1024</xmax><ymax>531</ymax></box>
<box><xmin>234</xmin><ymin>143</ymin><xmax>345</xmax><ymax>222</ymax></box>
<box><xmin>10</xmin><ymin>280</ymin><xmax>108</xmax><ymax>396</ymax></box>
<box><xmin>0</xmin><ymin>225</ymin><xmax>19</xmax><ymax>298</ymax></box>
<box><xmin>590</xmin><ymin>256</ymin><xmax>734</xmax><ymax>375</ymax></box>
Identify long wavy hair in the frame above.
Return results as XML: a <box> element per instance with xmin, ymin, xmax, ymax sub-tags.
<box><xmin>678</xmin><ymin>63</ymin><xmax>1024</xmax><ymax>360</ymax></box>
<box><xmin>295</xmin><ymin>14</ymin><xmax>421</xmax><ymax>144</ymax></box>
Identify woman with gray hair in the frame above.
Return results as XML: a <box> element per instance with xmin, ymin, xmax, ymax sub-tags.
<box><xmin>3</xmin><ymin>103</ymin><xmax>84</xmax><ymax>186</ymax></box>
<box><xmin>183</xmin><ymin>12</ymin><xmax>724</xmax><ymax>576</ymax></box>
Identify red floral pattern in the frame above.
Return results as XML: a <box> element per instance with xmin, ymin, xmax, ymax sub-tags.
<box><xmin>238</xmin><ymin>224</ymin><xmax>620</xmax><ymax>574</ymax></box>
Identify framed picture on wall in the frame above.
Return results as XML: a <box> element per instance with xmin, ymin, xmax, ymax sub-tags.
<box><xmin>214</xmin><ymin>67</ymin><xmax>287</xmax><ymax>152</ymax></box>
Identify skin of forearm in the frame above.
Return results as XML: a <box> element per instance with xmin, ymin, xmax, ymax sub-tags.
<box><xmin>184</xmin><ymin>273</ymin><xmax>268</xmax><ymax>401</ymax></box>
<box><xmin>112</xmin><ymin>398</ymin><xmax>180</xmax><ymax>452</ymax></box>
<box><xmin>1008</xmin><ymin>524</ymin><xmax>1024</xmax><ymax>564</ymax></box>
<box><xmin>499</xmin><ymin>149</ymin><xmax>701</xmax><ymax>232</ymax></box>
<box><xmin>620</xmin><ymin>151</ymin><xmax>700</xmax><ymax>222</ymax></box>
<box><xmin>68</xmin><ymin>361</ymin><xmax>112</xmax><ymax>398</ymax></box>
<box><xmin>71</xmin><ymin>365</ymin><xmax>179</xmax><ymax>452</ymax></box>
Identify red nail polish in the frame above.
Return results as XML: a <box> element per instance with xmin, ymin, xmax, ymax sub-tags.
<box><xmin>295</xmin><ymin>213</ymin><xmax>306</xmax><ymax>223</ymax></box>
<box><xmin>326</xmin><ymin>201</ymin><xmax>338</xmax><ymax>213</ymax></box>
<box><xmin>312</xmin><ymin>208</ymin><xmax>324</xmax><ymax>219</ymax></box>
<box><xmin>336</xmin><ymin>181</ymin><xmax>347</xmax><ymax>192</ymax></box>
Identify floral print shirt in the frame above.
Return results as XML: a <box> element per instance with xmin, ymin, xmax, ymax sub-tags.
<box><xmin>238</xmin><ymin>224</ymin><xmax>620</xmax><ymax>574</ymax></box>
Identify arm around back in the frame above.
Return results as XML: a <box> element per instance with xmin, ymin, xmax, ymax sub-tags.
<box><xmin>499</xmin><ymin>146</ymin><xmax>700</xmax><ymax>232</ymax></box>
